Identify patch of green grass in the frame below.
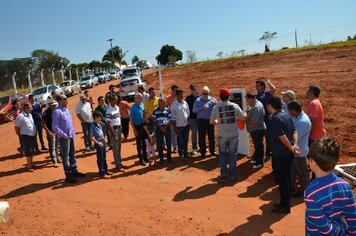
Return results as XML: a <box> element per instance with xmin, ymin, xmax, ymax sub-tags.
<box><xmin>0</xmin><ymin>88</ymin><xmax>32</xmax><ymax>97</ymax></box>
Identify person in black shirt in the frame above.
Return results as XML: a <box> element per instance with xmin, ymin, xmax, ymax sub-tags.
<box><xmin>42</xmin><ymin>99</ymin><xmax>60</xmax><ymax>167</ymax></box>
<box><xmin>185</xmin><ymin>83</ymin><xmax>199</xmax><ymax>156</ymax></box>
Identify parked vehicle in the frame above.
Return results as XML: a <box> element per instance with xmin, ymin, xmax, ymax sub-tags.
<box><xmin>59</xmin><ymin>80</ymin><xmax>81</xmax><ymax>96</ymax></box>
<box><xmin>95</xmin><ymin>72</ymin><xmax>110</xmax><ymax>83</ymax></box>
<box><xmin>109</xmin><ymin>71</ymin><xmax>119</xmax><ymax>80</ymax></box>
<box><xmin>118</xmin><ymin>75</ymin><xmax>147</xmax><ymax>101</ymax></box>
<box><xmin>78</xmin><ymin>75</ymin><xmax>99</xmax><ymax>89</ymax></box>
<box><xmin>121</xmin><ymin>66</ymin><xmax>142</xmax><ymax>79</ymax></box>
<box><xmin>0</xmin><ymin>94</ymin><xmax>28</xmax><ymax>122</ymax></box>
<box><xmin>31</xmin><ymin>85</ymin><xmax>64</xmax><ymax>106</ymax></box>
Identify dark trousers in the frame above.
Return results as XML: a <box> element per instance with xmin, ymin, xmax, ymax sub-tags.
<box><xmin>265</xmin><ymin>118</ymin><xmax>271</xmax><ymax>156</ymax></box>
<box><xmin>81</xmin><ymin>122</ymin><xmax>92</xmax><ymax>148</ymax></box>
<box><xmin>121</xmin><ymin>118</ymin><xmax>130</xmax><ymax>139</ymax></box>
<box><xmin>34</xmin><ymin>121</ymin><xmax>45</xmax><ymax>149</ymax></box>
<box><xmin>95</xmin><ymin>141</ymin><xmax>108</xmax><ymax>176</ymax></box>
<box><xmin>177</xmin><ymin>125</ymin><xmax>189</xmax><ymax>157</ymax></box>
<box><xmin>198</xmin><ymin>119</ymin><xmax>215</xmax><ymax>156</ymax></box>
<box><xmin>135</xmin><ymin>125</ymin><xmax>147</xmax><ymax>162</ymax></box>
<box><xmin>156</xmin><ymin>125</ymin><xmax>172</xmax><ymax>161</ymax></box>
<box><xmin>250</xmin><ymin>129</ymin><xmax>265</xmax><ymax>165</ymax></box>
<box><xmin>272</xmin><ymin>155</ymin><xmax>294</xmax><ymax>209</ymax></box>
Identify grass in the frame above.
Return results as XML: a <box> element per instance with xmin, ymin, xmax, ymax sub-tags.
<box><xmin>0</xmin><ymin>88</ymin><xmax>32</xmax><ymax>97</ymax></box>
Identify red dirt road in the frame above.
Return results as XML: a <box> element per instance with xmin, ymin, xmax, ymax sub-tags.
<box><xmin>1</xmin><ymin>45</ymin><xmax>356</xmax><ymax>235</ymax></box>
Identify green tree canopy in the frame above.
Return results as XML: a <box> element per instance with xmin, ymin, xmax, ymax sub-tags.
<box><xmin>156</xmin><ymin>45</ymin><xmax>182</xmax><ymax>65</ymax></box>
<box><xmin>132</xmin><ymin>55</ymin><xmax>139</xmax><ymax>65</ymax></box>
<box><xmin>31</xmin><ymin>49</ymin><xmax>69</xmax><ymax>71</ymax></box>
<box><xmin>102</xmin><ymin>46</ymin><xmax>127</xmax><ymax>64</ymax></box>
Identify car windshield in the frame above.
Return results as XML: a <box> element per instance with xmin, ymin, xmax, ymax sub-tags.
<box><xmin>60</xmin><ymin>82</ymin><xmax>70</xmax><ymax>87</ymax></box>
<box><xmin>123</xmin><ymin>69</ymin><xmax>137</xmax><ymax>75</ymax></box>
<box><xmin>80</xmin><ymin>76</ymin><xmax>91</xmax><ymax>81</ymax></box>
<box><xmin>32</xmin><ymin>87</ymin><xmax>48</xmax><ymax>95</ymax></box>
<box><xmin>0</xmin><ymin>96</ymin><xmax>9</xmax><ymax>106</ymax></box>
<box><xmin>121</xmin><ymin>79</ymin><xmax>139</xmax><ymax>87</ymax></box>
<box><xmin>95</xmin><ymin>73</ymin><xmax>103</xmax><ymax>76</ymax></box>
<box><xmin>110</xmin><ymin>72</ymin><xmax>115</xmax><ymax>75</ymax></box>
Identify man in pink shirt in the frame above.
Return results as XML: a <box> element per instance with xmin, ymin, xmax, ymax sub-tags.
<box><xmin>305</xmin><ymin>85</ymin><xmax>326</xmax><ymax>143</ymax></box>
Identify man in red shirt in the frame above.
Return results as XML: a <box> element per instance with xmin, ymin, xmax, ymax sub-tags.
<box><xmin>305</xmin><ymin>85</ymin><xmax>326</xmax><ymax>143</ymax></box>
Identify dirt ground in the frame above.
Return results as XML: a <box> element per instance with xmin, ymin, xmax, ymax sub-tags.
<box><xmin>1</xmin><ymin>45</ymin><xmax>355</xmax><ymax>235</ymax></box>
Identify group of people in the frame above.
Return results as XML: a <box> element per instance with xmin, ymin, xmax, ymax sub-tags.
<box><xmin>10</xmin><ymin>78</ymin><xmax>356</xmax><ymax>234</ymax></box>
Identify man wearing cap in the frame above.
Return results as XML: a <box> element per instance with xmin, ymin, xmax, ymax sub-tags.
<box><xmin>76</xmin><ymin>94</ymin><xmax>94</xmax><ymax>152</ymax></box>
<box><xmin>43</xmin><ymin>99</ymin><xmax>60</xmax><ymax>167</ymax></box>
<box><xmin>193</xmin><ymin>86</ymin><xmax>218</xmax><ymax>158</ymax></box>
<box><xmin>281</xmin><ymin>90</ymin><xmax>296</xmax><ymax>112</ymax></box>
<box><xmin>210</xmin><ymin>88</ymin><xmax>246</xmax><ymax>182</ymax></box>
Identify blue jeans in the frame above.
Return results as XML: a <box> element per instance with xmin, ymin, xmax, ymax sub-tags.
<box><xmin>250</xmin><ymin>129</ymin><xmax>265</xmax><ymax>165</ymax></box>
<box><xmin>59</xmin><ymin>137</ymin><xmax>77</xmax><ymax>176</ymax></box>
<box><xmin>34</xmin><ymin>121</ymin><xmax>45</xmax><ymax>149</ymax></box>
<box><xmin>189</xmin><ymin>118</ymin><xmax>198</xmax><ymax>150</ymax></box>
<box><xmin>96</xmin><ymin>141</ymin><xmax>108</xmax><ymax>176</ymax></box>
<box><xmin>156</xmin><ymin>125</ymin><xmax>172</xmax><ymax>161</ymax></box>
<box><xmin>177</xmin><ymin>125</ymin><xmax>189</xmax><ymax>157</ymax></box>
<box><xmin>218</xmin><ymin>136</ymin><xmax>238</xmax><ymax>181</ymax></box>
<box><xmin>81</xmin><ymin>122</ymin><xmax>92</xmax><ymax>148</ymax></box>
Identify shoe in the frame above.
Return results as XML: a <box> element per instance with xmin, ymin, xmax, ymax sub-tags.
<box><xmin>230</xmin><ymin>177</ymin><xmax>237</xmax><ymax>182</ymax></box>
<box><xmin>273</xmin><ymin>203</ymin><xmax>282</xmax><ymax>209</ymax></box>
<box><xmin>140</xmin><ymin>160</ymin><xmax>146</xmax><ymax>166</ymax></box>
<box><xmin>201</xmin><ymin>154</ymin><xmax>206</xmax><ymax>159</ymax></box>
<box><xmin>271</xmin><ymin>207</ymin><xmax>290</xmax><ymax>214</ymax></box>
<box><xmin>252</xmin><ymin>164</ymin><xmax>263</xmax><ymax>170</ymax></box>
<box><xmin>41</xmin><ymin>147</ymin><xmax>48</xmax><ymax>151</ymax></box>
<box><xmin>100</xmin><ymin>175</ymin><xmax>110</xmax><ymax>179</ymax></box>
<box><xmin>105</xmin><ymin>171</ymin><xmax>113</xmax><ymax>176</ymax></box>
<box><xmin>217</xmin><ymin>176</ymin><xmax>227</xmax><ymax>183</ymax></box>
<box><xmin>172</xmin><ymin>148</ymin><xmax>177</xmax><ymax>153</ymax></box>
<box><xmin>53</xmin><ymin>163</ymin><xmax>59</xmax><ymax>168</ymax></box>
<box><xmin>65</xmin><ymin>176</ymin><xmax>77</xmax><ymax>184</ymax></box>
<box><xmin>264</xmin><ymin>155</ymin><xmax>271</xmax><ymax>162</ymax></box>
<box><xmin>167</xmin><ymin>159</ymin><xmax>173</xmax><ymax>163</ymax></box>
<box><xmin>85</xmin><ymin>147</ymin><xmax>91</xmax><ymax>152</ymax></box>
<box><xmin>72</xmin><ymin>171</ymin><xmax>86</xmax><ymax>178</ymax></box>
<box><xmin>250</xmin><ymin>160</ymin><xmax>257</xmax><ymax>164</ymax></box>
<box><xmin>211</xmin><ymin>152</ymin><xmax>218</xmax><ymax>156</ymax></box>
<box><xmin>27</xmin><ymin>167</ymin><xmax>34</xmax><ymax>172</ymax></box>
<box><xmin>90</xmin><ymin>146</ymin><xmax>95</xmax><ymax>151</ymax></box>
<box><xmin>191</xmin><ymin>150</ymin><xmax>197</xmax><ymax>156</ymax></box>
<box><xmin>291</xmin><ymin>190</ymin><xmax>304</xmax><ymax>198</ymax></box>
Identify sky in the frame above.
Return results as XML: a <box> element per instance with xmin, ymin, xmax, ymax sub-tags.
<box><xmin>0</xmin><ymin>0</ymin><xmax>355</xmax><ymax>65</ymax></box>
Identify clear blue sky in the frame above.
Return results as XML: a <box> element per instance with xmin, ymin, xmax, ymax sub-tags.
<box><xmin>1</xmin><ymin>0</ymin><xmax>355</xmax><ymax>64</ymax></box>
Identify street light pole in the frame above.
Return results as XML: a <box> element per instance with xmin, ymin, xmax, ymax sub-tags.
<box><xmin>107</xmin><ymin>38</ymin><xmax>114</xmax><ymax>63</ymax></box>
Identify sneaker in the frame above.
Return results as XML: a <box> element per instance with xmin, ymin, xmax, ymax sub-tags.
<box><xmin>172</xmin><ymin>148</ymin><xmax>177</xmax><ymax>153</ymax></box>
<box><xmin>140</xmin><ymin>160</ymin><xmax>146</xmax><ymax>166</ymax></box>
<box><xmin>191</xmin><ymin>149</ymin><xmax>197</xmax><ymax>156</ymax></box>
<box><xmin>41</xmin><ymin>146</ymin><xmax>49</xmax><ymax>151</ymax></box>
<box><xmin>65</xmin><ymin>176</ymin><xmax>77</xmax><ymax>184</ymax></box>
<box><xmin>217</xmin><ymin>176</ymin><xmax>227</xmax><ymax>183</ymax></box>
<box><xmin>100</xmin><ymin>175</ymin><xmax>110</xmax><ymax>179</ymax></box>
<box><xmin>85</xmin><ymin>147</ymin><xmax>91</xmax><ymax>152</ymax></box>
<box><xmin>252</xmin><ymin>164</ymin><xmax>263</xmax><ymax>170</ymax></box>
<box><xmin>72</xmin><ymin>171</ymin><xmax>86</xmax><ymax>178</ymax></box>
<box><xmin>90</xmin><ymin>146</ymin><xmax>95</xmax><ymax>151</ymax></box>
<box><xmin>211</xmin><ymin>152</ymin><xmax>218</xmax><ymax>156</ymax></box>
<box><xmin>250</xmin><ymin>160</ymin><xmax>257</xmax><ymax>164</ymax></box>
<box><xmin>273</xmin><ymin>203</ymin><xmax>282</xmax><ymax>209</ymax></box>
<box><xmin>105</xmin><ymin>171</ymin><xmax>113</xmax><ymax>176</ymax></box>
<box><xmin>53</xmin><ymin>163</ymin><xmax>59</xmax><ymax>168</ymax></box>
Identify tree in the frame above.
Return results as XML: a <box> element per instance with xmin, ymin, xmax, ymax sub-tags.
<box><xmin>102</xmin><ymin>46</ymin><xmax>127</xmax><ymax>64</ymax></box>
<box><xmin>132</xmin><ymin>55</ymin><xmax>139</xmax><ymax>65</ymax></box>
<box><xmin>186</xmin><ymin>50</ymin><xmax>197</xmax><ymax>63</ymax></box>
<box><xmin>31</xmin><ymin>49</ymin><xmax>69</xmax><ymax>71</ymax></box>
<box><xmin>156</xmin><ymin>45</ymin><xmax>182</xmax><ymax>65</ymax></box>
<box><xmin>238</xmin><ymin>49</ymin><xmax>246</xmax><ymax>56</ymax></box>
<box><xmin>259</xmin><ymin>31</ymin><xmax>277</xmax><ymax>52</ymax></box>
<box><xmin>216</xmin><ymin>51</ymin><xmax>224</xmax><ymax>59</ymax></box>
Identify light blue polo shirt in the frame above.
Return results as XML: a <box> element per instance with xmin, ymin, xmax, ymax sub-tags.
<box><xmin>130</xmin><ymin>103</ymin><xmax>144</xmax><ymax>125</ymax></box>
<box><xmin>294</xmin><ymin>111</ymin><xmax>311</xmax><ymax>157</ymax></box>
<box><xmin>15</xmin><ymin>111</ymin><xmax>37</xmax><ymax>136</ymax></box>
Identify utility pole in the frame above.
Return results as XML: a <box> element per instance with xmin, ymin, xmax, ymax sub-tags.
<box><xmin>107</xmin><ymin>38</ymin><xmax>114</xmax><ymax>63</ymax></box>
<box><xmin>309</xmin><ymin>33</ymin><xmax>312</xmax><ymax>45</ymax></box>
<box><xmin>295</xmin><ymin>29</ymin><xmax>298</xmax><ymax>48</ymax></box>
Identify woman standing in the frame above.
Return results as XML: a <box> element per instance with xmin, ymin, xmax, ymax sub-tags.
<box><xmin>117</xmin><ymin>95</ymin><xmax>131</xmax><ymax>141</ymax></box>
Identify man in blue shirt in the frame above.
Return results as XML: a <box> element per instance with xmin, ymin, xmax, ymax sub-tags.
<box><xmin>29</xmin><ymin>94</ymin><xmax>47</xmax><ymax>151</ymax></box>
<box><xmin>130</xmin><ymin>93</ymin><xmax>148</xmax><ymax>165</ymax></box>
<box><xmin>267</xmin><ymin>96</ymin><xmax>299</xmax><ymax>214</ymax></box>
<box><xmin>193</xmin><ymin>86</ymin><xmax>217</xmax><ymax>158</ymax></box>
<box><xmin>288</xmin><ymin>101</ymin><xmax>311</xmax><ymax>198</ymax></box>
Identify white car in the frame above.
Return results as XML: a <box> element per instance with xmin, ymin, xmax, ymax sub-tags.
<box><xmin>78</xmin><ymin>75</ymin><xmax>99</xmax><ymax>89</ymax></box>
<box><xmin>59</xmin><ymin>80</ymin><xmax>81</xmax><ymax>96</ymax></box>
<box><xmin>119</xmin><ymin>75</ymin><xmax>147</xmax><ymax>101</ymax></box>
<box><xmin>32</xmin><ymin>85</ymin><xmax>64</xmax><ymax>106</ymax></box>
<box><xmin>121</xmin><ymin>66</ymin><xmax>142</xmax><ymax>79</ymax></box>
<box><xmin>109</xmin><ymin>71</ymin><xmax>119</xmax><ymax>80</ymax></box>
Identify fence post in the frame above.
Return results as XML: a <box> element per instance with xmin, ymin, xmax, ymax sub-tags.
<box><xmin>40</xmin><ymin>69</ymin><xmax>45</xmax><ymax>87</ymax></box>
<box><xmin>28</xmin><ymin>70</ymin><xmax>33</xmax><ymax>93</ymax></box>
<box><xmin>12</xmin><ymin>72</ymin><xmax>17</xmax><ymax>94</ymax></box>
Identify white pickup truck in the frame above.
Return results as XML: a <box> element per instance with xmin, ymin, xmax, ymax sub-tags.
<box><xmin>118</xmin><ymin>75</ymin><xmax>147</xmax><ymax>101</ymax></box>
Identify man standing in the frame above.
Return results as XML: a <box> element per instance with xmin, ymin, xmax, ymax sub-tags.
<box><xmin>105</xmin><ymin>84</ymin><xmax>117</xmax><ymax>105</ymax></box>
<box><xmin>138</xmin><ymin>85</ymin><xmax>149</xmax><ymax>103</ymax></box>
<box><xmin>267</xmin><ymin>96</ymin><xmax>299</xmax><ymax>214</ymax></box>
<box><xmin>42</xmin><ymin>99</ymin><xmax>60</xmax><ymax>167</ymax></box>
<box><xmin>95</xmin><ymin>96</ymin><xmax>111</xmax><ymax>149</ymax></box>
<box><xmin>29</xmin><ymin>94</ymin><xmax>47</xmax><ymax>151</ymax></box>
<box><xmin>106</xmin><ymin>94</ymin><xmax>123</xmax><ymax>170</ymax></box>
<box><xmin>153</xmin><ymin>98</ymin><xmax>174</xmax><ymax>164</ymax></box>
<box><xmin>305</xmin><ymin>85</ymin><xmax>326</xmax><ymax>144</ymax></box>
<box><xmin>255</xmin><ymin>79</ymin><xmax>276</xmax><ymax>160</ymax></box>
<box><xmin>144</xmin><ymin>87</ymin><xmax>159</xmax><ymax>113</ymax></box>
<box><xmin>52</xmin><ymin>94</ymin><xmax>86</xmax><ymax>184</ymax></box>
<box><xmin>210</xmin><ymin>88</ymin><xmax>246</xmax><ymax>182</ymax></box>
<box><xmin>76</xmin><ymin>95</ymin><xmax>93</xmax><ymax>152</ymax></box>
<box><xmin>171</xmin><ymin>89</ymin><xmax>190</xmax><ymax>160</ymax></box>
<box><xmin>166</xmin><ymin>84</ymin><xmax>179</xmax><ymax>153</ymax></box>
<box><xmin>288</xmin><ymin>101</ymin><xmax>311</xmax><ymax>198</ymax></box>
<box><xmin>193</xmin><ymin>86</ymin><xmax>217</xmax><ymax>158</ymax></box>
<box><xmin>281</xmin><ymin>90</ymin><xmax>296</xmax><ymax>112</ymax></box>
<box><xmin>15</xmin><ymin>103</ymin><xmax>37</xmax><ymax>171</ymax></box>
<box><xmin>186</xmin><ymin>83</ymin><xmax>199</xmax><ymax>156</ymax></box>
<box><xmin>130</xmin><ymin>93</ymin><xmax>148</xmax><ymax>165</ymax></box>
<box><xmin>245</xmin><ymin>92</ymin><xmax>266</xmax><ymax>170</ymax></box>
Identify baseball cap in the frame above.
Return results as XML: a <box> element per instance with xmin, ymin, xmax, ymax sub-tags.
<box><xmin>281</xmin><ymin>90</ymin><xmax>295</xmax><ymax>100</ymax></box>
<box><xmin>47</xmin><ymin>99</ymin><xmax>58</xmax><ymax>106</ymax></box>
<box><xmin>219</xmin><ymin>88</ymin><xmax>230</xmax><ymax>97</ymax></box>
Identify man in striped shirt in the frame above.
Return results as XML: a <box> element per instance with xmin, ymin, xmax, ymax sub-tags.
<box><xmin>305</xmin><ymin>137</ymin><xmax>356</xmax><ymax>235</ymax></box>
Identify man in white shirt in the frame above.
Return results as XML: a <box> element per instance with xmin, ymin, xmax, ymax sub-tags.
<box><xmin>171</xmin><ymin>89</ymin><xmax>190</xmax><ymax>159</ymax></box>
<box><xmin>76</xmin><ymin>95</ymin><xmax>93</xmax><ymax>152</ymax></box>
<box><xmin>106</xmin><ymin>93</ymin><xmax>122</xmax><ymax>170</ymax></box>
